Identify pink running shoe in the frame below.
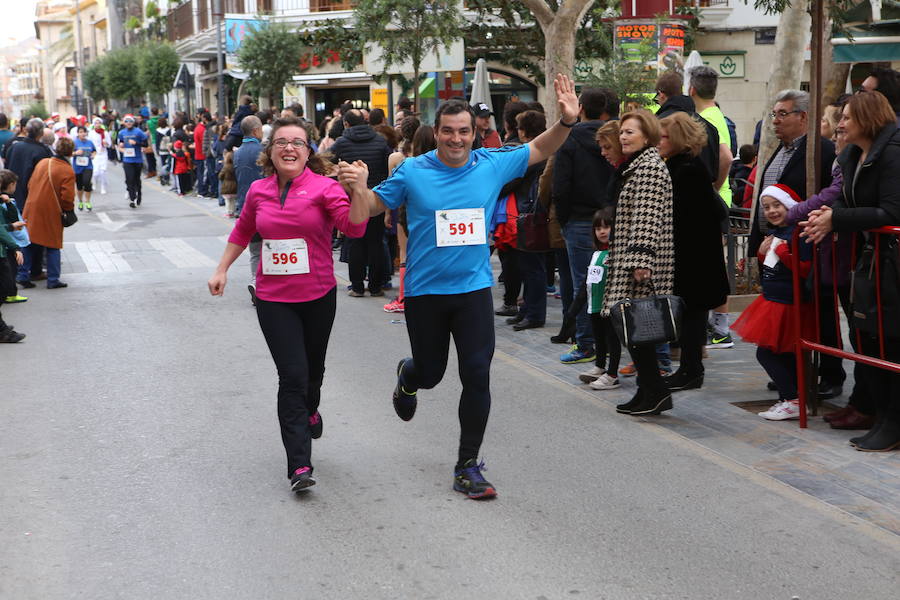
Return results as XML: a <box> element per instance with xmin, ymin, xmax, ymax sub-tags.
<box><xmin>383</xmin><ymin>299</ymin><xmax>405</xmax><ymax>313</ymax></box>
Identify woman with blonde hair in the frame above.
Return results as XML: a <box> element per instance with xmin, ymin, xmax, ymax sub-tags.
<box><xmin>658</xmin><ymin>112</ymin><xmax>729</xmax><ymax>392</ymax></box>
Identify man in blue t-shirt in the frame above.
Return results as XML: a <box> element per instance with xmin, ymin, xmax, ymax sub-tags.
<box><xmin>338</xmin><ymin>75</ymin><xmax>580</xmax><ymax>499</ymax></box>
<box><xmin>117</xmin><ymin>114</ymin><xmax>148</xmax><ymax>208</ymax></box>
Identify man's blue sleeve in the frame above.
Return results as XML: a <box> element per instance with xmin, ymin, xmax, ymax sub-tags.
<box><xmin>373</xmin><ymin>159</ymin><xmax>409</xmax><ymax>210</ymax></box>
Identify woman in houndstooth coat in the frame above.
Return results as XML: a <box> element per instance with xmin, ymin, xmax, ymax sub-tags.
<box><xmin>602</xmin><ymin>110</ymin><xmax>674</xmax><ymax>416</ymax></box>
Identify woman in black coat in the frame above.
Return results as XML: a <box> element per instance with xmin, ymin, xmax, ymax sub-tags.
<box><xmin>803</xmin><ymin>91</ymin><xmax>900</xmax><ymax>452</ymax></box>
<box><xmin>658</xmin><ymin>112</ymin><xmax>730</xmax><ymax>391</ymax></box>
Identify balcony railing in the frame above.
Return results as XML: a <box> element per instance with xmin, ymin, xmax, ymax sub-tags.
<box><xmin>168</xmin><ymin>0</ymin><xmax>354</xmax><ymax>43</ymax></box>
<box><xmin>168</xmin><ymin>0</ymin><xmax>195</xmax><ymax>42</ymax></box>
<box><xmin>676</xmin><ymin>0</ymin><xmax>729</xmax><ymax>7</ymax></box>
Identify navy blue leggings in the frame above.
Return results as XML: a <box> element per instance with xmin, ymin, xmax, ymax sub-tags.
<box><xmin>757</xmin><ymin>347</ymin><xmax>797</xmax><ymax>400</ymax></box>
<box><xmin>400</xmin><ymin>288</ymin><xmax>495</xmax><ymax>466</ymax></box>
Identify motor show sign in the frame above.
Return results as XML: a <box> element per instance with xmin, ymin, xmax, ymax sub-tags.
<box><xmin>615</xmin><ymin>20</ymin><xmax>686</xmax><ymax>74</ymax></box>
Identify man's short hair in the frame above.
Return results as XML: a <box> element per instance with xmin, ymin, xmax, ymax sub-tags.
<box><xmin>344</xmin><ymin>109</ymin><xmax>365</xmax><ymax>127</ymax></box>
<box><xmin>0</xmin><ymin>113</ymin><xmax>8</xmax><ymax>129</ymax></box>
<box><xmin>397</xmin><ymin>96</ymin><xmax>413</xmax><ymax>111</ymax></box>
<box><xmin>256</xmin><ymin>110</ymin><xmax>271</xmax><ymax>124</ymax></box>
<box><xmin>526</xmin><ymin>101</ymin><xmax>545</xmax><ymax>114</ymax></box>
<box><xmin>774</xmin><ymin>89</ymin><xmax>810</xmax><ymax>113</ymax></box>
<box><xmin>339</xmin><ymin>102</ymin><xmax>354</xmax><ymax>116</ymax></box>
<box><xmin>201</xmin><ymin>112</ymin><xmax>212</xmax><ymax>122</ymax></box>
<box><xmin>284</xmin><ymin>103</ymin><xmax>304</xmax><ymax>118</ymax></box>
<box><xmin>434</xmin><ymin>101</ymin><xmax>475</xmax><ymax>130</ymax></box>
<box><xmin>579</xmin><ymin>88</ymin><xmax>614</xmax><ymax>120</ymax></box>
<box><xmin>240</xmin><ymin>115</ymin><xmax>262</xmax><ymax>137</ymax></box>
<box><xmin>689</xmin><ymin>66</ymin><xmax>719</xmax><ymax>100</ymax></box>
<box><xmin>656</xmin><ymin>72</ymin><xmax>683</xmax><ymax>99</ymax></box>
<box><xmin>26</xmin><ymin>118</ymin><xmax>45</xmax><ymax>140</ymax></box>
<box><xmin>869</xmin><ymin>67</ymin><xmax>900</xmax><ymax>112</ymax></box>
<box><xmin>739</xmin><ymin>144</ymin><xmax>757</xmax><ymax>164</ymax></box>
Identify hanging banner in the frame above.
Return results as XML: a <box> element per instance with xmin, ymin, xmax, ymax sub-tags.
<box><xmin>614</xmin><ymin>19</ymin><xmax>686</xmax><ymax>75</ymax></box>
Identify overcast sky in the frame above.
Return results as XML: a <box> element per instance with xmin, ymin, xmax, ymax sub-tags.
<box><xmin>0</xmin><ymin>1</ymin><xmax>39</xmax><ymax>47</ymax></box>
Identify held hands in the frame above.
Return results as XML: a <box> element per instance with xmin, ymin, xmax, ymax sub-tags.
<box><xmin>15</xmin><ymin>250</ymin><xmax>23</xmax><ymax>266</ymax></box>
<box><xmin>337</xmin><ymin>160</ymin><xmax>369</xmax><ymax>196</ymax></box>
<box><xmin>553</xmin><ymin>74</ymin><xmax>579</xmax><ymax>124</ymax></box>
<box><xmin>11</xmin><ymin>221</ymin><xmax>25</xmax><ymax>231</ymax></box>
<box><xmin>799</xmin><ymin>206</ymin><xmax>833</xmax><ymax>244</ymax></box>
<box><xmin>208</xmin><ymin>272</ymin><xmax>227</xmax><ymax>296</ymax></box>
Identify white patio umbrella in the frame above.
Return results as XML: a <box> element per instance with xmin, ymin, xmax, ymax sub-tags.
<box><xmin>683</xmin><ymin>50</ymin><xmax>705</xmax><ymax>94</ymax></box>
<box><xmin>469</xmin><ymin>58</ymin><xmax>496</xmax><ymax>130</ymax></box>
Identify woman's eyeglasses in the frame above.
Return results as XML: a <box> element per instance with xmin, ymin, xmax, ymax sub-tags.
<box><xmin>272</xmin><ymin>138</ymin><xmax>309</xmax><ymax>149</ymax></box>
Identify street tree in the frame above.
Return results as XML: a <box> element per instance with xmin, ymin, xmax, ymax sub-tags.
<box><xmin>353</xmin><ymin>0</ymin><xmax>466</xmax><ymax>112</ymax></box>
<box><xmin>137</xmin><ymin>42</ymin><xmax>180</xmax><ymax>96</ymax></box>
<box><xmin>518</xmin><ymin>0</ymin><xmax>596</xmax><ymax>122</ymax></box>
<box><xmin>83</xmin><ymin>57</ymin><xmax>109</xmax><ymax>105</ymax></box>
<box><xmin>237</xmin><ymin>22</ymin><xmax>306</xmax><ymax>107</ymax></box>
<box><xmin>101</xmin><ymin>46</ymin><xmax>142</xmax><ymax>103</ymax></box>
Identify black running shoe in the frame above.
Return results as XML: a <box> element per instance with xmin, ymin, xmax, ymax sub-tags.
<box><xmin>290</xmin><ymin>466</ymin><xmax>315</xmax><ymax>492</ymax></box>
<box><xmin>129</xmin><ymin>201</ymin><xmax>136</xmax><ymax>208</ymax></box>
<box><xmin>453</xmin><ymin>459</ymin><xmax>497</xmax><ymax>499</ymax></box>
<box><xmin>392</xmin><ymin>358</ymin><xmax>417</xmax><ymax>421</ymax></box>
<box><xmin>309</xmin><ymin>411</ymin><xmax>323</xmax><ymax>439</ymax></box>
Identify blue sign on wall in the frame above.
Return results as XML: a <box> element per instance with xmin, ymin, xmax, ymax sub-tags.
<box><xmin>225</xmin><ymin>19</ymin><xmax>267</xmax><ymax>54</ymax></box>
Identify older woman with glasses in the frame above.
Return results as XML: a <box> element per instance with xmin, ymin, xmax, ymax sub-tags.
<box><xmin>803</xmin><ymin>91</ymin><xmax>900</xmax><ymax>452</ymax></box>
<box><xmin>208</xmin><ymin>116</ymin><xmax>370</xmax><ymax>492</ymax></box>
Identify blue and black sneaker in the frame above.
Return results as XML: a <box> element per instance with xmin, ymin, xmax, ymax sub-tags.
<box><xmin>560</xmin><ymin>344</ymin><xmax>596</xmax><ymax>364</ymax></box>
<box><xmin>392</xmin><ymin>358</ymin><xmax>417</xmax><ymax>421</ymax></box>
<box><xmin>453</xmin><ymin>459</ymin><xmax>497</xmax><ymax>499</ymax></box>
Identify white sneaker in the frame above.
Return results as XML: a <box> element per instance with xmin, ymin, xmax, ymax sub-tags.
<box><xmin>589</xmin><ymin>373</ymin><xmax>620</xmax><ymax>390</ymax></box>
<box><xmin>759</xmin><ymin>400</ymin><xmax>800</xmax><ymax>420</ymax></box>
<box><xmin>578</xmin><ymin>366</ymin><xmax>606</xmax><ymax>384</ymax></box>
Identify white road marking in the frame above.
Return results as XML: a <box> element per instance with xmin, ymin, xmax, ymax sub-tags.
<box><xmin>72</xmin><ymin>240</ymin><xmax>132</xmax><ymax>273</ymax></box>
<box><xmin>147</xmin><ymin>238</ymin><xmax>216</xmax><ymax>268</ymax></box>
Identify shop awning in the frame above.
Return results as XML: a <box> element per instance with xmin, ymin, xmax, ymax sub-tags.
<box><xmin>832</xmin><ymin>21</ymin><xmax>900</xmax><ymax>63</ymax></box>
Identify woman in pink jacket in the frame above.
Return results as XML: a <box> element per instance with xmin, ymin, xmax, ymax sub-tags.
<box><xmin>208</xmin><ymin>116</ymin><xmax>369</xmax><ymax>492</ymax></box>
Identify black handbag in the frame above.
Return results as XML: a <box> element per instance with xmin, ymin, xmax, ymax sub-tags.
<box><xmin>610</xmin><ymin>282</ymin><xmax>685</xmax><ymax>348</ymax></box>
<box><xmin>851</xmin><ymin>234</ymin><xmax>900</xmax><ymax>339</ymax></box>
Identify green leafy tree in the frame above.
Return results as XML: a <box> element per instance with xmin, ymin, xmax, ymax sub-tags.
<box><xmin>102</xmin><ymin>46</ymin><xmax>142</xmax><ymax>101</ymax></box>
<box><xmin>464</xmin><ymin>0</ymin><xmax>611</xmax><ymax>85</ymax></box>
<box><xmin>24</xmin><ymin>101</ymin><xmax>49</xmax><ymax>120</ymax></box>
<box><xmin>137</xmin><ymin>42</ymin><xmax>180</xmax><ymax>96</ymax></box>
<box><xmin>296</xmin><ymin>21</ymin><xmax>363</xmax><ymax>73</ymax></box>
<box><xmin>353</xmin><ymin>0</ymin><xmax>466</xmax><ymax>111</ymax></box>
<box><xmin>83</xmin><ymin>57</ymin><xmax>109</xmax><ymax>103</ymax></box>
<box><xmin>580</xmin><ymin>25</ymin><xmax>660</xmax><ymax>109</ymax></box>
<box><xmin>237</xmin><ymin>22</ymin><xmax>306</xmax><ymax>107</ymax></box>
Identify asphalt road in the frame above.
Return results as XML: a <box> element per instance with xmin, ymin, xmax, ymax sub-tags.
<box><xmin>2</xmin><ymin>167</ymin><xmax>898</xmax><ymax>599</ymax></box>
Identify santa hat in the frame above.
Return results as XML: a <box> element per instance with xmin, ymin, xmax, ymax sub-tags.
<box><xmin>760</xmin><ymin>184</ymin><xmax>801</xmax><ymax>211</ymax></box>
<box><xmin>173</xmin><ymin>140</ymin><xmax>183</xmax><ymax>149</ymax></box>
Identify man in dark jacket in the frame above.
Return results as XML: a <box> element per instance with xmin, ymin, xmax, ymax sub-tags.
<box><xmin>233</xmin><ymin>115</ymin><xmax>264</xmax><ymax>305</ymax></box>
<box><xmin>551</xmin><ymin>87</ymin><xmax>617</xmax><ymax>364</ymax></box>
<box><xmin>750</xmin><ymin>89</ymin><xmax>837</xmax><ymax>395</ymax></box>
<box><xmin>331</xmin><ymin>109</ymin><xmax>393</xmax><ymax>296</ymax></box>
<box><xmin>655</xmin><ymin>71</ymin><xmax>721</xmax><ymax>185</ymax></box>
<box><xmin>6</xmin><ymin>118</ymin><xmax>53</xmax><ymax>285</ymax></box>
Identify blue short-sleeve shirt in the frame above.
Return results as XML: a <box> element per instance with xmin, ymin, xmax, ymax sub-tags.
<box><xmin>374</xmin><ymin>145</ymin><xmax>530</xmax><ymax>296</ymax></box>
<box><xmin>72</xmin><ymin>138</ymin><xmax>96</xmax><ymax>173</ymax></box>
<box><xmin>118</xmin><ymin>127</ymin><xmax>147</xmax><ymax>164</ymax></box>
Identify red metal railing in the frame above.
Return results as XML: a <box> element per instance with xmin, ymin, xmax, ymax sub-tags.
<box><xmin>790</xmin><ymin>226</ymin><xmax>900</xmax><ymax>428</ymax></box>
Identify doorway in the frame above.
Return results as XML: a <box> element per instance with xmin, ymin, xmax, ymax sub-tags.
<box><xmin>312</xmin><ymin>87</ymin><xmax>371</xmax><ymax>128</ymax></box>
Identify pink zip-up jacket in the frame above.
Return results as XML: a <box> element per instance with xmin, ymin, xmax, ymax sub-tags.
<box><xmin>228</xmin><ymin>168</ymin><xmax>366</xmax><ymax>303</ymax></box>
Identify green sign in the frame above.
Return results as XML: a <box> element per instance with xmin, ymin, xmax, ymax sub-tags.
<box><xmin>700</xmin><ymin>52</ymin><xmax>746</xmax><ymax>79</ymax></box>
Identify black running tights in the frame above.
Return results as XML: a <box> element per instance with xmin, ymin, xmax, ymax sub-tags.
<box><xmin>400</xmin><ymin>288</ymin><xmax>494</xmax><ymax>467</ymax></box>
<box><xmin>255</xmin><ymin>287</ymin><xmax>336</xmax><ymax>477</ymax></box>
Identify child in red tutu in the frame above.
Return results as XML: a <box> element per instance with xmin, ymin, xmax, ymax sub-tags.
<box><xmin>732</xmin><ymin>184</ymin><xmax>816</xmax><ymax>420</ymax></box>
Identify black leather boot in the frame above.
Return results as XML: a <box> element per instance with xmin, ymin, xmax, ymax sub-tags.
<box><xmin>628</xmin><ymin>389</ymin><xmax>673</xmax><ymax>416</ymax></box>
<box><xmin>616</xmin><ymin>389</ymin><xmax>643</xmax><ymax>414</ymax></box>
<box><xmin>854</xmin><ymin>419</ymin><xmax>900</xmax><ymax>452</ymax></box>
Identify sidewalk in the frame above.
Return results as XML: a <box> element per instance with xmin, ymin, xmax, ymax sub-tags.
<box><xmin>489</xmin><ymin>262</ymin><xmax>900</xmax><ymax>537</ymax></box>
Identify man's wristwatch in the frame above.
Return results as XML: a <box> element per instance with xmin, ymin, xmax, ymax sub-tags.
<box><xmin>559</xmin><ymin>117</ymin><xmax>577</xmax><ymax>128</ymax></box>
